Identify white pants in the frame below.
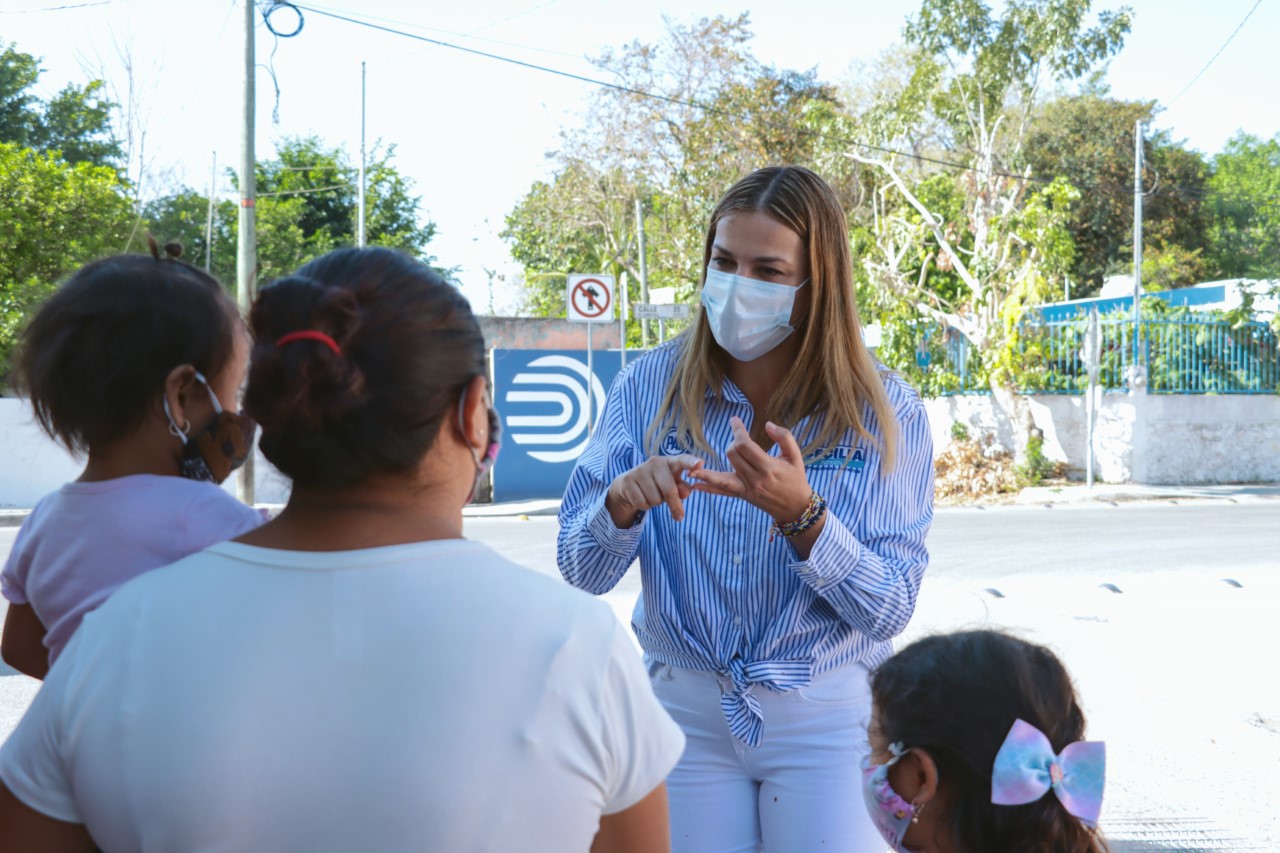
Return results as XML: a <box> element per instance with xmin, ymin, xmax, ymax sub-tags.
<box><xmin>649</xmin><ymin>661</ymin><xmax>884</xmax><ymax>853</ymax></box>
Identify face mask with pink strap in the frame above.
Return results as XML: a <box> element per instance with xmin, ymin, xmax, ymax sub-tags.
<box><xmin>860</xmin><ymin>719</ymin><xmax>1106</xmax><ymax>852</ymax></box>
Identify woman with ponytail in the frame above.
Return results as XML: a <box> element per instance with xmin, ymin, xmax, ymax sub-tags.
<box><xmin>0</xmin><ymin>247</ymin><xmax>684</xmax><ymax>853</ymax></box>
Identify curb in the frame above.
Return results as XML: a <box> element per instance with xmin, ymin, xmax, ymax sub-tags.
<box><xmin>1014</xmin><ymin>484</ymin><xmax>1280</xmax><ymax>506</ymax></box>
<box><xmin>0</xmin><ymin>500</ymin><xmax>565</xmax><ymax>528</ymax></box>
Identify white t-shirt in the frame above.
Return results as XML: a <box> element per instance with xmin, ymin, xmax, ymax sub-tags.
<box><xmin>0</xmin><ymin>539</ymin><xmax>685</xmax><ymax>853</ymax></box>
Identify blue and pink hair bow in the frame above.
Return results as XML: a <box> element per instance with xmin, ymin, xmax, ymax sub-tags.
<box><xmin>990</xmin><ymin>719</ymin><xmax>1106</xmax><ymax>827</ymax></box>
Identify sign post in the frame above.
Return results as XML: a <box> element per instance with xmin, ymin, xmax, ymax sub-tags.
<box><xmin>566</xmin><ymin>274</ymin><xmax>615</xmax><ymax>433</ymax></box>
<box><xmin>619</xmin><ymin>271</ymin><xmax>628</xmax><ymax>370</ymax></box>
<box><xmin>1081</xmin><ymin>308</ymin><xmax>1102</xmax><ymax>489</ymax></box>
<box><xmin>632</xmin><ymin>303</ymin><xmax>691</xmax><ymax>322</ymax></box>
<box><xmin>649</xmin><ymin>286</ymin><xmax>678</xmax><ymax>343</ymax></box>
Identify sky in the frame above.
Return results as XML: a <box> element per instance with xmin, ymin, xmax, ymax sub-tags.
<box><xmin>2</xmin><ymin>0</ymin><xmax>1277</xmax><ymax>313</ymax></box>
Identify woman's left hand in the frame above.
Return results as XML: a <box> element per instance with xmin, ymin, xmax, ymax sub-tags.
<box><xmin>687</xmin><ymin>417</ymin><xmax>813</xmax><ymax>523</ymax></box>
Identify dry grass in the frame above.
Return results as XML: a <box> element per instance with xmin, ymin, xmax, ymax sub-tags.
<box><xmin>934</xmin><ymin>434</ymin><xmax>1023</xmax><ymax>504</ymax></box>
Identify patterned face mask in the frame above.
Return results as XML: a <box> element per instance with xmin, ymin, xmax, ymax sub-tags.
<box><xmin>860</xmin><ymin>743</ymin><xmax>917</xmax><ymax>853</ymax></box>
<box><xmin>164</xmin><ymin>371</ymin><xmax>258</xmax><ymax>484</ymax></box>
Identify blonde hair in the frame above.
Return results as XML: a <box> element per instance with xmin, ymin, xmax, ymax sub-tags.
<box><xmin>645</xmin><ymin>166</ymin><xmax>899</xmax><ymax>473</ymax></box>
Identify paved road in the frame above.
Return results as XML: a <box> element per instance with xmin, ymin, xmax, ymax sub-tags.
<box><xmin>463</xmin><ymin>501</ymin><xmax>1279</xmax><ymax>583</ymax></box>
<box><xmin>1</xmin><ymin>501</ymin><xmax>1276</xmax><ymax>848</ymax></box>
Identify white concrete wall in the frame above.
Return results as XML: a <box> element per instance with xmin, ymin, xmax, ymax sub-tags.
<box><xmin>1130</xmin><ymin>393</ymin><xmax>1280</xmax><ymax>484</ymax></box>
<box><xmin>1</xmin><ymin>398</ymin><xmax>290</xmax><ymax>509</ymax></box>
<box><xmin>1</xmin><ymin>399</ymin><xmax>83</xmax><ymax>508</ymax></box>
<box><xmin>924</xmin><ymin>390</ymin><xmax>1280</xmax><ymax>485</ymax></box>
<box><xmin>6</xmin><ymin>389</ymin><xmax>1280</xmax><ymax>507</ymax></box>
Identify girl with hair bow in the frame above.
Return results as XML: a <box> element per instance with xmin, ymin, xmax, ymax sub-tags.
<box><xmin>864</xmin><ymin>629</ymin><xmax>1108</xmax><ymax>852</ymax></box>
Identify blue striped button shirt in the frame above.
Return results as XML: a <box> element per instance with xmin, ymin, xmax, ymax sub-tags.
<box><xmin>557</xmin><ymin>341</ymin><xmax>935</xmax><ymax>746</ymax></box>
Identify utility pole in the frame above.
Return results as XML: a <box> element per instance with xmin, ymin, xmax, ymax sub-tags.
<box><xmin>1131</xmin><ymin>119</ymin><xmax>1144</xmax><ymax>374</ymax></box>
<box><xmin>205</xmin><ymin>151</ymin><xmax>216</xmax><ymax>272</ymax></box>
<box><xmin>236</xmin><ymin>0</ymin><xmax>257</xmax><ymax>505</ymax></box>
<box><xmin>635</xmin><ymin>199</ymin><xmax>650</xmax><ymax>348</ymax></box>
<box><xmin>357</xmin><ymin>60</ymin><xmax>367</xmax><ymax>248</ymax></box>
<box><xmin>619</xmin><ymin>270</ymin><xmax>628</xmax><ymax>369</ymax></box>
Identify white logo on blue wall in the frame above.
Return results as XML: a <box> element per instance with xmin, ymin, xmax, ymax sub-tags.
<box><xmin>503</xmin><ymin>355</ymin><xmax>607</xmax><ymax>464</ymax></box>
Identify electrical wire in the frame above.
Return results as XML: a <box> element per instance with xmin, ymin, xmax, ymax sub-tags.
<box><xmin>255</xmin><ymin>184</ymin><xmax>349</xmax><ymax>198</ymax></box>
<box><xmin>464</xmin><ymin>0</ymin><xmax>561</xmax><ymax>37</ymax></box>
<box><xmin>287</xmin><ymin>3</ymin><xmax>1276</xmax><ymax>212</ymax></box>
<box><xmin>1165</xmin><ymin>0</ymin><xmax>1264</xmax><ymax>107</ymax></box>
<box><xmin>290</xmin><ymin>3</ymin><xmax>1009</xmax><ymax>179</ymax></box>
<box><xmin>0</xmin><ymin>1</ymin><xmax>110</xmax><ymax>12</ymax></box>
<box><xmin>297</xmin><ymin>1</ymin><xmax>585</xmax><ymax>60</ymax></box>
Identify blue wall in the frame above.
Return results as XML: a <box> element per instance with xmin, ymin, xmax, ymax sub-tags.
<box><xmin>491</xmin><ymin>349</ymin><xmax>624</xmax><ymax>502</ymax></box>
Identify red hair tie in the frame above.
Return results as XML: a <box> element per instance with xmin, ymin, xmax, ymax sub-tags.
<box><xmin>276</xmin><ymin>330</ymin><xmax>342</xmax><ymax>355</ymax></box>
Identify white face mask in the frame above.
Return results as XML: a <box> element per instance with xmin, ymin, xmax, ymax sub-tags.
<box><xmin>700</xmin><ymin>266</ymin><xmax>807</xmax><ymax>362</ymax></box>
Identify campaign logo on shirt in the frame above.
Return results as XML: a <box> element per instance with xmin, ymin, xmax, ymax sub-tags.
<box><xmin>804</xmin><ymin>444</ymin><xmax>866</xmax><ymax>472</ymax></box>
<box><xmin>658</xmin><ymin>429</ymin><xmax>695</xmax><ymax>457</ymax></box>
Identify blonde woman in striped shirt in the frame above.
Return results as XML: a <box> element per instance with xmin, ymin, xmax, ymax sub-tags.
<box><xmin>559</xmin><ymin>166</ymin><xmax>936</xmax><ymax>852</ymax></box>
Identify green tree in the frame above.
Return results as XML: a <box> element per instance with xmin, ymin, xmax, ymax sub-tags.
<box><xmin>1205</xmin><ymin>132</ymin><xmax>1280</xmax><ymax>279</ymax></box>
<box><xmin>0</xmin><ymin>42</ymin><xmax>40</xmax><ymax>147</ymax></box>
<box><xmin>0</xmin><ymin>42</ymin><xmax>121</xmax><ymax>169</ymax></box>
<box><xmin>145</xmin><ymin>136</ymin><xmax>439</xmax><ymax>291</ymax></box>
<box><xmin>501</xmin><ymin>162</ymin><xmax>639</xmax><ymax>318</ymax></box>
<box><xmin>851</xmin><ymin>0</ymin><xmax>1128</xmax><ymax>460</ymax></box>
<box><xmin>1024</xmin><ymin>89</ymin><xmax>1210</xmax><ymax>294</ymax></box>
<box><xmin>504</xmin><ymin>14</ymin><xmax>856</xmax><ymax>325</ymax></box>
<box><xmin>0</xmin><ymin>142</ymin><xmax>134</xmax><ymax>376</ymax></box>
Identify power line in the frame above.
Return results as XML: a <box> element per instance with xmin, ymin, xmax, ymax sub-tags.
<box><xmin>464</xmin><ymin>0</ymin><xmax>561</xmax><ymax>37</ymax></box>
<box><xmin>291</xmin><ymin>4</ymin><xmax>1277</xmax><ymax>214</ymax></box>
<box><xmin>291</xmin><ymin>3</ymin><xmax>1008</xmax><ymax>180</ymax></box>
<box><xmin>298</xmin><ymin>1</ymin><xmax>609</xmax><ymax>61</ymax></box>
<box><xmin>1165</xmin><ymin>0</ymin><xmax>1264</xmax><ymax>107</ymax></box>
<box><xmin>0</xmin><ymin>0</ymin><xmax>110</xmax><ymax>12</ymax></box>
<box><xmin>256</xmin><ymin>183</ymin><xmax>349</xmax><ymax>198</ymax></box>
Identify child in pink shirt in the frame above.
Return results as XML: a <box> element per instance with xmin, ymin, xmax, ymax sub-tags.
<box><xmin>1</xmin><ymin>243</ymin><xmax>264</xmax><ymax>678</ymax></box>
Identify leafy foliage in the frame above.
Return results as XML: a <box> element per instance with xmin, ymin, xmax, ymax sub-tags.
<box><xmin>0</xmin><ymin>42</ymin><xmax>121</xmax><ymax>169</ymax></box>
<box><xmin>1205</xmin><ymin>133</ymin><xmax>1280</xmax><ymax>280</ymax></box>
<box><xmin>144</xmin><ymin>136</ymin><xmax>439</xmax><ymax>293</ymax></box>
<box><xmin>502</xmin><ymin>14</ymin><xmax>856</xmax><ymax>327</ymax></box>
<box><xmin>0</xmin><ymin>142</ymin><xmax>133</xmax><ymax>375</ymax></box>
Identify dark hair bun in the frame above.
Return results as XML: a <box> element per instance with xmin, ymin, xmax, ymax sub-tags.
<box><xmin>246</xmin><ymin>275</ymin><xmax>366</xmax><ymax>436</ymax></box>
<box><xmin>144</xmin><ymin>234</ymin><xmax>186</xmax><ymax>261</ymax></box>
<box><xmin>243</xmin><ymin>247</ymin><xmax>485</xmax><ymax>489</ymax></box>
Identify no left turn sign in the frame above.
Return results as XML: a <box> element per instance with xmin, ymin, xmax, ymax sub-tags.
<box><xmin>567</xmin><ymin>274</ymin><xmax>614</xmax><ymax>323</ymax></box>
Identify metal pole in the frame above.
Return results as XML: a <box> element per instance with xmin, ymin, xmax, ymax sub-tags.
<box><xmin>619</xmin><ymin>270</ymin><xmax>628</xmax><ymax>369</ymax></box>
<box><xmin>205</xmin><ymin>151</ymin><xmax>216</xmax><ymax>272</ymax></box>
<box><xmin>357</xmin><ymin>60</ymin><xmax>367</xmax><ymax>248</ymax></box>
<box><xmin>1132</xmin><ymin>119</ymin><xmax>1144</xmax><ymax>371</ymax></box>
<box><xmin>635</xmin><ymin>199</ymin><xmax>650</xmax><ymax>348</ymax></box>
<box><xmin>586</xmin><ymin>322</ymin><xmax>594</xmax><ymax>434</ymax></box>
<box><xmin>1086</xmin><ymin>308</ymin><xmax>1099</xmax><ymax>489</ymax></box>
<box><xmin>236</xmin><ymin>0</ymin><xmax>257</xmax><ymax>506</ymax></box>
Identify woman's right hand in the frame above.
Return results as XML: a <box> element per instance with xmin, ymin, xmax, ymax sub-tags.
<box><xmin>605</xmin><ymin>454</ymin><xmax>704</xmax><ymax>528</ymax></box>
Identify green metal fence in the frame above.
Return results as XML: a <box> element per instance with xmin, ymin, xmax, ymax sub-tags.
<box><xmin>945</xmin><ymin>315</ymin><xmax>1280</xmax><ymax>395</ymax></box>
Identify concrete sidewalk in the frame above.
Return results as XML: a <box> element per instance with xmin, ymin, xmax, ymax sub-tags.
<box><xmin>2</xmin><ymin>484</ymin><xmax>1276</xmax><ymax>527</ymax></box>
<box><xmin>1014</xmin><ymin>481</ymin><xmax>1280</xmax><ymax>506</ymax></box>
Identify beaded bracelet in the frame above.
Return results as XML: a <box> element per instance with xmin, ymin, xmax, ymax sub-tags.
<box><xmin>769</xmin><ymin>491</ymin><xmax>827</xmax><ymax>542</ymax></box>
